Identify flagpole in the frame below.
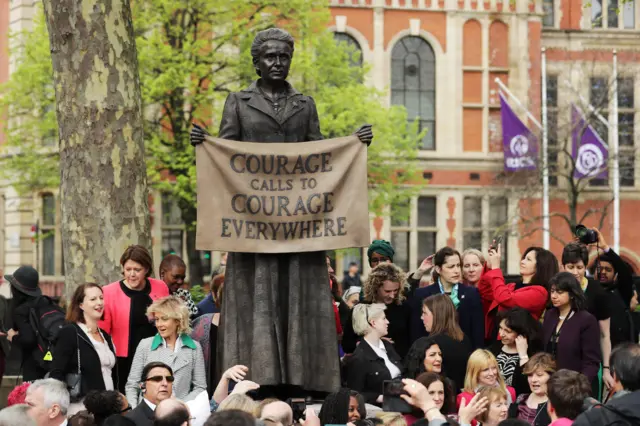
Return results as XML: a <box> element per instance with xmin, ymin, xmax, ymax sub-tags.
<box><xmin>562</xmin><ymin>79</ymin><xmax>610</xmax><ymax>129</ymax></box>
<box><xmin>495</xmin><ymin>78</ymin><xmax>543</xmax><ymax>130</ymax></box>
<box><xmin>612</xmin><ymin>50</ymin><xmax>620</xmax><ymax>253</ymax></box>
<box><xmin>541</xmin><ymin>48</ymin><xmax>550</xmax><ymax>250</ymax></box>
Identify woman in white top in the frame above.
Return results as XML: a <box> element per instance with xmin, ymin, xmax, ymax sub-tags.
<box><xmin>50</xmin><ymin>283</ymin><xmax>117</xmax><ymax>413</ymax></box>
<box><xmin>345</xmin><ymin>303</ymin><xmax>404</xmax><ymax>406</ymax></box>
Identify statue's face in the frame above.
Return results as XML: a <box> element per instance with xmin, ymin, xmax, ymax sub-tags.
<box><xmin>255</xmin><ymin>40</ymin><xmax>292</xmax><ymax>82</ymax></box>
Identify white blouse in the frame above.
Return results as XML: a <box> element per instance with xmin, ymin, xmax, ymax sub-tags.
<box><xmin>78</xmin><ymin>323</ymin><xmax>116</xmax><ymax>390</ymax></box>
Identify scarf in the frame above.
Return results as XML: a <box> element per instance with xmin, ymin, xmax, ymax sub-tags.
<box><xmin>439</xmin><ymin>278</ymin><xmax>460</xmax><ymax>309</ymax></box>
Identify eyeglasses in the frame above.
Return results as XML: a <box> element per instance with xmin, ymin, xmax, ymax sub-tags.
<box><xmin>145</xmin><ymin>375</ymin><xmax>175</xmax><ymax>383</ymax></box>
<box><xmin>370</xmin><ymin>256</ymin><xmax>390</xmax><ymax>265</ymax></box>
<box><xmin>120</xmin><ymin>406</ymin><xmax>132</xmax><ymax>413</ymax></box>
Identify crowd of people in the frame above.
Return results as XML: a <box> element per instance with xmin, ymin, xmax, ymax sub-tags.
<box><xmin>1</xmin><ymin>225</ymin><xmax>640</xmax><ymax>426</ymax></box>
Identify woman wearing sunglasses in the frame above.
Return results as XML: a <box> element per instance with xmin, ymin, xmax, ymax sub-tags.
<box><xmin>125</xmin><ymin>296</ymin><xmax>207</xmax><ymax>407</ymax></box>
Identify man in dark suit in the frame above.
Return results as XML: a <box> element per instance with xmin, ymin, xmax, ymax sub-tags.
<box><xmin>409</xmin><ymin>248</ymin><xmax>485</xmax><ymax>349</ymax></box>
<box><xmin>126</xmin><ymin>361</ymin><xmax>174</xmax><ymax>426</ymax></box>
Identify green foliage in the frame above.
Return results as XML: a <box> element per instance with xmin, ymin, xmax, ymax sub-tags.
<box><xmin>0</xmin><ymin>8</ymin><xmax>59</xmax><ymax>193</ymax></box>
<box><xmin>189</xmin><ymin>284</ymin><xmax>207</xmax><ymax>304</ymax></box>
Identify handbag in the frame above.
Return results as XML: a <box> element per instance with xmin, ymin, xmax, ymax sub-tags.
<box><xmin>65</xmin><ymin>331</ymin><xmax>82</xmax><ymax>401</ymax></box>
<box><xmin>44</xmin><ymin>329</ymin><xmax>83</xmax><ymax>400</ymax></box>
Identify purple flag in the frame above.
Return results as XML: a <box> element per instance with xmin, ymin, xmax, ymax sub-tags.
<box><xmin>571</xmin><ymin>105</ymin><xmax>608</xmax><ymax>179</ymax></box>
<box><xmin>500</xmin><ymin>93</ymin><xmax>538</xmax><ymax>172</ymax></box>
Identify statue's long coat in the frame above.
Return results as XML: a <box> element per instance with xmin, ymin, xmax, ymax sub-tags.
<box><xmin>216</xmin><ymin>80</ymin><xmax>341</xmax><ymax>392</ymax></box>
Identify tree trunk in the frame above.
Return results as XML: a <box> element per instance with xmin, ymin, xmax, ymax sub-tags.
<box><xmin>42</xmin><ymin>0</ymin><xmax>151</xmax><ymax>298</ymax></box>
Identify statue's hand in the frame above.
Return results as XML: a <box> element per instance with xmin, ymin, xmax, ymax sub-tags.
<box><xmin>190</xmin><ymin>123</ymin><xmax>210</xmax><ymax>147</ymax></box>
<box><xmin>354</xmin><ymin>124</ymin><xmax>373</xmax><ymax>146</ymax></box>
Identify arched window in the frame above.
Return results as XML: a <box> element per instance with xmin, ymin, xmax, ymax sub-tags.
<box><xmin>333</xmin><ymin>32</ymin><xmax>363</xmax><ymax>67</ymax></box>
<box><xmin>391</xmin><ymin>36</ymin><xmax>436</xmax><ymax>150</ymax></box>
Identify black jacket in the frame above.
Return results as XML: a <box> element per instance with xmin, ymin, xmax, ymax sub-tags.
<box><xmin>11</xmin><ymin>297</ymin><xmax>51</xmax><ymax>381</ymax></box>
<box><xmin>409</xmin><ymin>283</ymin><xmax>485</xmax><ymax>350</ymax></box>
<box><xmin>345</xmin><ymin>338</ymin><xmax>404</xmax><ymax>405</ymax></box>
<box><xmin>49</xmin><ymin>323</ymin><xmax>118</xmax><ymax>398</ymax></box>
<box><xmin>600</xmin><ymin>249</ymin><xmax>637</xmax><ymax>347</ymax></box>
<box><xmin>126</xmin><ymin>400</ymin><xmax>154</xmax><ymax>426</ymax></box>
<box><xmin>573</xmin><ymin>390</ymin><xmax>640</xmax><ymax>426</ymax></box>
<box><xmin>508</xmin><ymin>394</ymin><xmax>551</xmax><ymax>426</ymax></box>
<box><xmin>342</xmin><ymin>302</ymin><xmax>411</xmax><ymax>359</ymax></box>
<box><xmin>431</xmin><ymin>333</ymin><xmax>473</xmax><ymax>393</ymax></box>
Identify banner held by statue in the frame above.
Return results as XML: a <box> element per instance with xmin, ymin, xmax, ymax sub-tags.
<box><xmin>195</xmin><ymin>134</ymin><xmax>370</xmax><ymax>253</ymax></box>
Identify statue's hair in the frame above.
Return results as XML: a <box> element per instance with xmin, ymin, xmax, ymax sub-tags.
<box><xmin>251</xmin><ymin>28</ymin><xmax>295</xmax><ymax>75</ymax></box>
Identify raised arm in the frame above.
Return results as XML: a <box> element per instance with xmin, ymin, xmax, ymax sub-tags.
<box><xmin>591</xmin><ymin>228</ymin><xmax>633</xmax><ymax>305</ymax></box>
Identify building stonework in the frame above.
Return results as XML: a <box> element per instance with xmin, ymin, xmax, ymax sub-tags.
<box><xmin>0</xmin><ymin>0</ymin><xmax>639</xmax><ymax>294</ymax></box>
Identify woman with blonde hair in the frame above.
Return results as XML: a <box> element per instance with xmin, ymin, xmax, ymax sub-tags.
<box><xmin>125</xmin><ymin>296</ymin><xmax>206</xmax><ymax>407</ymax></box>
<box><xmin>462</xmin><ymin>249</ymin><xmax>485</xmax><ymax>287</ymax></box>
<box><xmin>377</xmin><ymin>412</ymin><xmax>407</xmax><ymax>426</ymax></box>
<box><xmin>216</xmin><ymin>394</ymin><xmax>258</xmax><ymax>414</ymax></box>
<box><xmin>343</xmin><ymin>263</ymin><xmax>411</xmax><ymax>358</ymax></box>
<box><xmin>345</xmin><ymin>303</ymin><xmax>404</xmax><ymax>405</ymax></box>
<box><xmin>457</xmin><ymin>349</ymin><xmax>515</xmax><ymax>410</ymax></box>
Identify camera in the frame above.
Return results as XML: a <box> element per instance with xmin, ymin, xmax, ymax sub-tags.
<box><xmin>382</xmin><ymin>379</ymin><xmax>412</xmax><ymax>414</ymax></box>
<box><xmin>287</xmin><ymin>398</ymin><xmax>306</xmax><ymax>422</ymax></box>
<box><xmin>575</xmin><ymin>225</ymin><xmax>598</xmax><ymax>245</ymax></box>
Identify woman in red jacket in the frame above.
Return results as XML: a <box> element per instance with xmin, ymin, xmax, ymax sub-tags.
<box><xmin>98</xmin><ymin>245</ymin><xmax>169</xmax><ymax>393</ymax></box>
<box><xmin>478</xmin><ymin>245</ymin><xmax>558</xmax><ymax>343</ymax></box>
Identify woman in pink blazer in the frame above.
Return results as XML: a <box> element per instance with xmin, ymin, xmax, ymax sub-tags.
<box><xmin>99</xmin><ymin>245</ymin><xmax>168</xmax><ymax>392</ymax></box>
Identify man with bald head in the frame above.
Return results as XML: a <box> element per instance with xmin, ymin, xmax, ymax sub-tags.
<box><xmin>260</xmin><ymin>401</ymin><xmax>293</xmax><ymax>426</ymax></box>
<box><xmin>153</xmin><ymin>399</ymin><xmax>191</xmax><ymax>426</ymax></box>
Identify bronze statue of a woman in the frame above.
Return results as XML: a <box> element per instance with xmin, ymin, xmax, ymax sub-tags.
<box><xmin>191</xmin><ymin>28</ymin><xmax>372</xmax><ymax>395</ymax></box>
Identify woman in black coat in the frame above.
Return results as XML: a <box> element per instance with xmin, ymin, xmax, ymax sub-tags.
<box><xmin>418</xmin><ymin>294</ymin><xmax>474</xmax><ymax>393</ymax></box>
<box><xmin>5</xmin><ymin>266</ymin><xmax>50</xmax><ymax>381</ymax></box>
<box><xmin>50</xmin><ymin>283</ymin><xmax>117</xmax><ymax>405</ymax></box>
<box><xmin>345</xmin><ymin>303</ymin><xmax>404</xmax><ymax>405</ymax></box>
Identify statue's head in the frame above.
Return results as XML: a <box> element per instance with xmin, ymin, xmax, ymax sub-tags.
<box><xmin>251</xmin><ymin>28</ymin><xmax>295</xmax><ymax>82</ymax></box>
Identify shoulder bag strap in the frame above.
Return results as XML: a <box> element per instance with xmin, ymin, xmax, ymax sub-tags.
<box><xmin>76</xmin><ymin>329</ymin><xmax>81</xmax><ymax>374</ymax></box>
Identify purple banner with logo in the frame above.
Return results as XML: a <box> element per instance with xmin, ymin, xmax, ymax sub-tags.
<box><xmin>571</xmin><ymin>105</ymin><xmax>608</xmax><ymax>179</ymax></box>
<box><xmin>500</xmin><ymin>93</ymin><xmax>538</xmax><ymax>172</ymax></box>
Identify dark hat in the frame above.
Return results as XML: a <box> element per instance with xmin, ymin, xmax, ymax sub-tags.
<box><xmin>367</xmin><ymin>240</ymin><xmax>395</xmax><ymax>262</ymax></box>
<box><xmin>5</xmin><ymin>266</ymin><xmax>41</xmax><ymax>297</ymax></box>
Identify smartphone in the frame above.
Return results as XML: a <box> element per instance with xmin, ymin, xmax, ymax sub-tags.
<box><xmin>382</xmin><ymin>380</ymin><xmax>413</xmax><ymax>414</ymax></box>
<box><xmin>490</xmin><ymin>235</ymin><xmax>504</xmax><ymax>250</ymax></box>
<box><xmin>287</xmin><ymin>398</ymin><xmax>307</xmax><ymax>421</ymax></box>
